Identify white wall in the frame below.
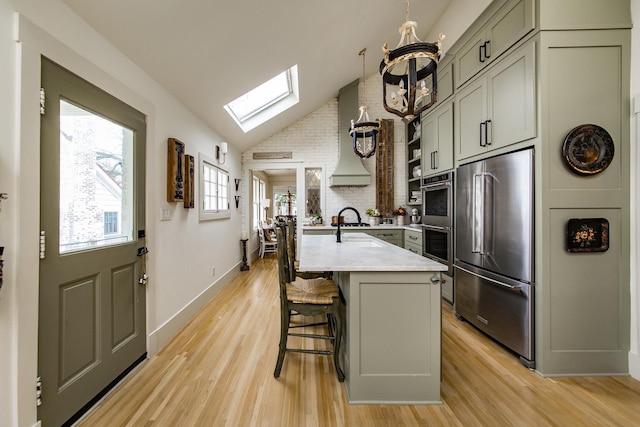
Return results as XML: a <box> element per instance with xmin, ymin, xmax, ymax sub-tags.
<box><xmin>0</xmin><ymin>1</ymin><xmax>245</xmax><ymax>425</ymax></box>
<box><xmin>0</xmin><ymin>3</ymin><xmax>19</xmax><ymax>426</ymax></box>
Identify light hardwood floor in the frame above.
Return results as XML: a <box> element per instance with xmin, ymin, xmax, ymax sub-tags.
<box><xmin>77</xmin><ymin>257</ymin><xmax>640</xmax><ymax>426</ymax></box>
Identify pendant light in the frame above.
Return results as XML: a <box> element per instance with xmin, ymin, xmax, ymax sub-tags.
<box><xmin>380</xmin><ymin>0</ymin><xmax>444</xmax><ymax>120</ymax></box>
<box><xmin>350</xmin><ymin>48</ymin><xmax>381</xmax><ymax>159</ymax></box>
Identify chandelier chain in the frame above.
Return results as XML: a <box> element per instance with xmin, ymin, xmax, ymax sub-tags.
<box><xmin>405</xmin><ymin>0</ymin><xmax>410</xmax><ymax>23</ymax></box>
<box><xmin>360</xmin><ymin>48</ymin><xmax>366</xmax><ymax>104</ymax></box>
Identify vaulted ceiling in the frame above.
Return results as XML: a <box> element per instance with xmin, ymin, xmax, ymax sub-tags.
<box><xmin>60</xmin><ymin>0</ymin><xmax>458</xmax><ymax>152</ymax></box>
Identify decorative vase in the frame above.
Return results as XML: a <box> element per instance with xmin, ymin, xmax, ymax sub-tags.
<box><xmin>369</xmin><ymin>216</ymin><xmax>380</xmax><ymax>226</ymax></box>
<box><xmin>397</xmin><ymin>216</ymin><xmax>405</xmax><ymax>226</ymax></box>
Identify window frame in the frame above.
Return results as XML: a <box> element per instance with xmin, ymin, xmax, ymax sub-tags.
<box><xmin>224</xmin><ymin>65</ymin><xmax>299</xmax><ymax>133</ymax></box>
<box><xmin>198</xmin><ymin>152</ymin><xmax>230</xmax><ymax>221</ymax></box>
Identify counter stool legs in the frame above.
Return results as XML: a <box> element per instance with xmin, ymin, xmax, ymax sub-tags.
<box><xmin>273</xmin><ymin>308</ymin><xmax>344</xmax><ymax>382</ymax></box>
<box><xmin>274</xmin><ymin>308</ymin><xmax>290</xmax><ymax>378</ymax></box>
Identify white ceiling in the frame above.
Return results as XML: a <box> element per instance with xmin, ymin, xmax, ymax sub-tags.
<box><xmin>59</xmin><ymin>0</ymin><xmax>454</xmax><ymax>152</ymax></box>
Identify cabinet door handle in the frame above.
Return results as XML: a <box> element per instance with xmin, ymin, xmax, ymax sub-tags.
<box><xmin>430</xmin><ymin>152</ymin><xmax>435</xmax><ymax>169</ymax></box>
<box><xmin>479</xmin><ymin>43</ymin><xmax>486</xmax><ymax>63</ymax></box>
<box><xmin>486</xmin><ymin>119</ymin><xmax>492</xmax><ymax>146</ymax></box>
<box><xmin>484</xmin><ymin>40</ymin><xmax>491</xmax><ymax>59</ymax></box>
<box><xmin>480</xmin><ymin>121</ymin><xmax>486</xmax><ymax>147</ymax></box>
<box><xmin>434</xmin><ymin>150</ymin><xmax>439</xmax><ymax>169</ymax></box>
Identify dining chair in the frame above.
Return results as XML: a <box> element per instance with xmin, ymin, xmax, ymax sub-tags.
<box><xmin>258</xmin><ymin>222</ymin><xmax>277</xmax><ymax>258</ymax></box>
<box><xmin>273</xmin><ymin>222</ymin><xmax>344</xmax><ymax>381</ymax></box>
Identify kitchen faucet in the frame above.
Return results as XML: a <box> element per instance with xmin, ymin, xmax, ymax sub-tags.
<box><xmin>336</xmin><ymin>207</ymin><xmax>362</xmax><ymax>243</ymax></box>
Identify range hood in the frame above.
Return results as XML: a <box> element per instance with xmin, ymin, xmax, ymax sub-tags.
<box><xmin>329</xmin><ymin>79</ymin><xmax>371</xmax><ymax>187</ymax></box>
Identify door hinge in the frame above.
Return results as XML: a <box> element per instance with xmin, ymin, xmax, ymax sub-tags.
<box><xmin>40</xmin><ymin>87</ymin><xmax>45</xmax><ymax>115</ymax></box>
<box><xmin>39</xmin><ymin>231</ymin><xmax>45</xmax><ymax>259</ymax></box>
<box><xmin>36</xmin><ymin>376</ymin><xmax>42</xmax><ymax>406</ymax></box>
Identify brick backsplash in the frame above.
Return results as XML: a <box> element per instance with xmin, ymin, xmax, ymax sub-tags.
<box><xmin>243</xmin><ymin>74</ymin><xmax>408</xmax><ymax>219</ymax></box>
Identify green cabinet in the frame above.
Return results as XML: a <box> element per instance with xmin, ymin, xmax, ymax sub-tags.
<box><xmin>302</xmin><ymin>228</ymin><xmax>334</xmax><ymax>235</ymax></box>
<box><xmin>454</xmin><ymin>0</ymin><xmax>535</xmax><ymax>88</ymax></box>
<box><xmin>441</xmin><ymin>272</ymin><xmax>454</xmax><ymax>304</ymax></box>
<box><xmin>303</xmin><ymin>228</ymin><xmax>403</xmax><ymax>247</ymax></box>
<box><xmin>404</xmin><ymin>228</ymin><xmax>423</xmax><ymax>255</ymax></box>
<box><xmin>368</xmin><ymin>229</ymin><xmax>403</xmax><ymax>247</ymax></box>
<box><xmin>455</xmin><ymin>40</ymin><xmax>536</xmax><ymax>160</ymax></box>
<box><xmin>422</xmin><ymin>99</ymin><xmax>454</xmax><ymax>176</ymax></box>
<box><xmin>425</xmin><ymin>58</ymin><xmax>454</xmax><ymax>104</ymax></box>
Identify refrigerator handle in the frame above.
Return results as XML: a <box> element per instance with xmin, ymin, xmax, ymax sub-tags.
<box><xmin>484</xmin><ymin>172</ymin><xmax>494</xmax><ymax>256</ymax></box>
<box><xmin>472</xmin><ymin>173</ymin><xmax>484</xmax><ymax>254</ymax></box>
<box><xmin>454</xmin><ymin>264</ymin><xmax>524</xmax><ymax>290</ymax></box>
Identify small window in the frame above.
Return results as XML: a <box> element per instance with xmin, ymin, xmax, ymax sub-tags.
<box><xmin>199</xmin><ymin>153</ymin><xmax>230</xmax><ymax>221</ymax></box>
<box><xmin>103</xmin><ymin>211</ymin><xmax>119</xmax><ymax>235</ymax></box>
<box><xmin>305</xmin><ymin>168</ymin><xmax>322</xmax><ymax>218</ymax></box>
<box><xmin>224</xmin><ymin>65</ymin><xmax>299</xmax><ymax>133</ymax></box>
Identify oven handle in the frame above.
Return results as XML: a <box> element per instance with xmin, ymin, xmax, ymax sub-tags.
<box><xmin>423</xmin><ymin>225</ymin><xmax>451</xmax><ymax>232</ymax></box>
<box><xmin>420</xmin><ymin>181</ymin><xmax>452</xmax><ymax>190</ymax></box>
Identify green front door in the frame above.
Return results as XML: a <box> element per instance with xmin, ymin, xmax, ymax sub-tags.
<box><xmin>38</xmin><ymin>58</ymin><xmax>147</xmax><ymax>426</ymax></box>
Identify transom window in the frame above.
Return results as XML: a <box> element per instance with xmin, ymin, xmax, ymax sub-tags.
<box><xmin>224</xmin><ymin>65</ymin><xmax>299</xmax><ymax>133</ymax></box>
<box><xmin>199</xmin><ymin>153</ymin><xmax>230</xmax><ymax>221</ymax></box>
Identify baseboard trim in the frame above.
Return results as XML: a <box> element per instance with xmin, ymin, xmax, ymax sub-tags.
<box><xmin>147</xmin><ymin>263</ymin><xmax>240</xmax><ymax>355</ymax></box>
<box><xmin>630</xmin><ymin>351</ymin><xmax>640</xmax><ymax>380</ymax></box>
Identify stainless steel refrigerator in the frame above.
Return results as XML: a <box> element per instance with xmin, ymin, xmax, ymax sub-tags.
<box><xmin>454</xmin><ymin>148</ymin><xmax>535</xmax><ymax>368</ymax></box>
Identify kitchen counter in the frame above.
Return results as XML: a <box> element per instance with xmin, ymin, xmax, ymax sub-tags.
<box><xmin>302</xmin><ymin>224</ymin><xmax>423</xmax><ymax>232</ymax></box>
<box><xmin>299</xmin><ymin>233</ymin><xmax>445</xmax><ymax>404</ymax></box>
<box><xmin>299</xmin><ymin>232</ymin><xmax>443</xmax><ymax>272</ymax></box>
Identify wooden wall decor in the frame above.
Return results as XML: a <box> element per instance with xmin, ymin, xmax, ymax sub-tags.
<box><xmin>375</xmin><ymin>119</ymin><xmax>394</xmax><ymax>217</ymax></box>
<box><xmin>183</xmin><ymin>154</ymin><xmax>195</xmax><ymax>208</ymax></box>
<box><xmin>167</xmin><ymin>138</ymin><xmax>185</xmax><ymax>202</ymax></box>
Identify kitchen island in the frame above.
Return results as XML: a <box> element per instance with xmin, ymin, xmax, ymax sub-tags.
<box><xmin>299</xmin><ymin>232</ymin><xmax>446</xmax><ymax>404</ymax></box>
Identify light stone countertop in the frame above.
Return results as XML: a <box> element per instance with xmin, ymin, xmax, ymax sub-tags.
<box><xmin>301</xmin><ymin>224</ymin><xmax>424</xmax><ymax>231</ymax></box>
<box><xmin>298</xmin><ymin>232</ymin><xmax>447</xmax><ymax>272</ymax></box>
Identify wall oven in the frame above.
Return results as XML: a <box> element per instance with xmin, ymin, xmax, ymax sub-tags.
<box><xmin>421</xmin><ymin>172</ymin><xmax>454</xmax><ymax>276</ymax></box>
<box><xmin>421</xmin><ymin>172</ymin><xmax>453</xmax><ymax>228</ymax></box>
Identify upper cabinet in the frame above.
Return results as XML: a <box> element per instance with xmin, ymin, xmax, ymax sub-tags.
<box><xmin>455</xmin><ymin>41</ymin><xmax>536</xmax><ymax>160</ymax></box>
<box><xmin>422</xmin><ymin>99</ymin><xmax>454</xmax><ymax>177</ymax></box>
<box><xmin>425</xmin><ymin>58</ymin><xmax>454</xmax><ymax>105</ymax></box>
<box><xmin>454</xmin><ymin>0</ymin><xmax>535</xmax><ymax>89</ymax></box>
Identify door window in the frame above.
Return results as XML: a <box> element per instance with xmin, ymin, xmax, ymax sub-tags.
<box><xmin>59</xmin><ymin>100</ymin><xmax>134</xmax><ymax>253</ymax></box>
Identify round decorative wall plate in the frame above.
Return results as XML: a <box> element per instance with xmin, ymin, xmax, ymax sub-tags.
<box><xmin>562</xmin><ymin>124</ymin><xmax>614</xmax><ymax>175</ymax></box>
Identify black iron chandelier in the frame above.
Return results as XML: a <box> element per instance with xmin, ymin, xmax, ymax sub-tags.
<box><xmin>350</xmin><ymin>48</ymin><xmax>381</xmax><ymax>159</ymax></box>
<box><xmin>380</xmin><ymin>0</ymin><xmax>444</xmax><ymax>120</ymax></box>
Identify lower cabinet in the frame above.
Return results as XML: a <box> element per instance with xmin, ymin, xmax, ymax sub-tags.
<box><xmin>302</xmin><ymin>229</ymin><xmax>334</xmax><ymax>235</ymax></box>
<box><xmin>441</xmin><ymin>272</ymin><xmax>454</xmax><ymax>304</ymax></box>
<box><xmin>404</xmin><ymin>228</ymin><xmax>423</xmax><ymax>254</ymax></box>
<box><xmin>336</xmin><ymin>270</ymin><xmax>442</xmax><ymax>404</ymax></box>
<box><xmin>367</xmin><ymin>229</ymin><xmax>403</xmax><ymax>247</ymax></box>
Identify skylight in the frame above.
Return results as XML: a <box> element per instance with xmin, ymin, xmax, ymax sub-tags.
<box><xmin>224</xmin><ymin>65</ymin><xmax>299</xmax><ymax>133</ymax></box>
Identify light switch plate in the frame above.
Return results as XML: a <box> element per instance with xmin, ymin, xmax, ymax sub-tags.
<box><xmin>160</xmin><ymin>208</ymin><xmax>172</xmax><ymax>221</ymax></box>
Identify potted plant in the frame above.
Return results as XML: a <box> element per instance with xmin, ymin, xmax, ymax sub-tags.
<box><xmin>393</xmin><ymin>207</ymin><xmax>407</xmax><ymax>226</ymax></box>
<box><xmin>365</xmin><ymin>208</ymin><xmax>381</xmax><ymax>226</ymax></box>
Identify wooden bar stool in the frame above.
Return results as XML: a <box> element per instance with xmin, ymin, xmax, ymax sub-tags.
<box><xmin>273</xmin><ymin>222</ymin><xmax>344</xmax><ymax>381</ymax></box>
